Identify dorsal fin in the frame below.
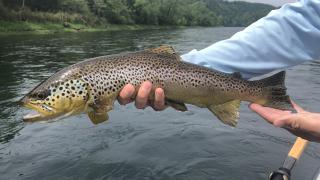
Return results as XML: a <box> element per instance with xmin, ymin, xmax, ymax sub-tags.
<box><xmin>145</xmin><ymin>45</ymin><xmax>181</xmax><ymax>61</ymax></box>
<box><xmin>146</xmin><ymin>45</ymin><xmax>176</xmax><ymax>54</ymax></box>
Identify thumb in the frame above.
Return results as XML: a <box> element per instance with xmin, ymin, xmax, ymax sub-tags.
<box><xmin>273</xmin><ymin>115</ymin><xmax>293</xmax><ymax>127</ymax></box>
<box><xmin>291</xmin><ymin>100</ymin><xmax>305</xmax><ymax>113</ymax></box>
<box><xmin>273</xmin><ymin>114</ymin><xmax>301</xmax><ymax>130</ymax></box>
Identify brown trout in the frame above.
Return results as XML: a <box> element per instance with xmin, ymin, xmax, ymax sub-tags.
<box><xmin>20</xmin><ymin>45</ymin><xmax>293</xmax><ymax>126</ymax></box>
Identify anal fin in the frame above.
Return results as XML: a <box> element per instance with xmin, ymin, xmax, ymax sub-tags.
<box><xmin>166</xmin><ymin>99</ymin><xmax>188</xmax><ymax>112</ymax></box>
<box><xmin>208</xmin><ymin>100</ymin><xmax>241</xmax><ymax>127</ymax></box>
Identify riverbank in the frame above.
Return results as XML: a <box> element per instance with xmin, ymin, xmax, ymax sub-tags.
<box><xmin>0</xmin><ymin>21</ymin><xmax>181</xmax><ymax>35</ymax></box>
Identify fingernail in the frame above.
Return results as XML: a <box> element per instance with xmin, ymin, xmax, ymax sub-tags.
<box><xmin>135</xmin><ymin>103</ymin><xmax>146</xmax><ymax>109</ymax></box>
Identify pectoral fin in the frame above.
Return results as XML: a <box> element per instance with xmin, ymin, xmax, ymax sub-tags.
<box><xmin>208</xmin><ymin>100</ymin><xmax>241</xmax><ymax>127</ymax></box>
<box><xmin>166</xmin><ymin>99</ymin><xmax>188</xmax><ymax>112</ymax></box>
<box><xmin>87</xmin><ymin>96</ymin><xmax>114</xmax><ymax>125</ymax></box>
<box><xmin>88</xmin><ymin>111</ymin><xmax>109</xmax><ymax>124</ymax></box>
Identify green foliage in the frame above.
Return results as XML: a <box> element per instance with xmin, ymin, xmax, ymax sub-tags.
<box><xmin>132</xmin><ymin>0</ymin><xmax>220</xmax><ymax>26</ymax></box>
<box><xmin>58</xmin><ymin>0</ymin><xmax>90</xmax><ymax>14</ymax></box>
<box><xmin>88</xmin><ymin>0</ymin><xmax>134</xmax><ymax>24</ymax></box>
<box><xmin>181</xmin><ymin>0</ymin><xmax>219</xmax><ymax>26</ymax></box>
<box><xmin>205</xmin><ymin>0</ymin><xmax>274</xmax><ymax>26</ymax></box>
<box><xmin>0</xmin><ymin>0</ymin><xmax>275</xmax><ymax>27</ymax></box>
<box><xmin>0</xmin><ymin>20</ymin><xmax>67</xmax><ymax>32</ymax></box>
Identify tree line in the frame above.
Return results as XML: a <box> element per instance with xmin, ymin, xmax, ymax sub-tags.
<box><xmin>0</xmin><ymin>0</ymin><xmax>275</xmax><ymax>27</ymax></box>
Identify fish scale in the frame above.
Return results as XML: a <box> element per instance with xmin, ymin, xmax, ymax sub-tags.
<box><xmin>20</xmin><ymin>45</ymin><xmax>294</xmax><ymax>126</ymax></box>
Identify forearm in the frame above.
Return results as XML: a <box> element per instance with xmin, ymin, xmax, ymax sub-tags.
<box><xmin>182</xmin><ymin>0</ymin><xmax>320</xmax><ymax>79</ymax></box>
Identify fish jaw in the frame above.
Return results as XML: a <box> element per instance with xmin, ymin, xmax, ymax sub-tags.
<box><xmin>23</xmin><ymin>111</ymin><xmax>48</xmax><ymax>122</ymax></box>
<box><xmin>21</xmin><ymin>99</ymin><xmax>84</xmax><ymax>122</ymax></box>
<box><xmin>22</xmin><ymin>109</ymin><xmax>68</xmax><ymax>122</ymax></box>
<box><xmin>20</xmin><ymin>98</ymin><xmax>62</xmax><ymax>122</ymax></box>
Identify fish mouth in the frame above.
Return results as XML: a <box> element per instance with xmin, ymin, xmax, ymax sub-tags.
<box><xmin>21</xmin><ymin>101</ymin><xmax>57</xmax><ymax>122</ymax></box>
<box><xmin>23</xmin><ymin>111</ymin><xmax>45</xmax><ymax>122</ymax></box>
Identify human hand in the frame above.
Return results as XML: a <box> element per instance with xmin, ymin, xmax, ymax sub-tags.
<box><xmin>118</xmin><ymin>81</ymin><xmax>167</xmax><ymax>111</ymax></box>
<box><xmin>249</xmin><ymin>101</ymin><xmax>320</xmax><ymax>142</ymax></box>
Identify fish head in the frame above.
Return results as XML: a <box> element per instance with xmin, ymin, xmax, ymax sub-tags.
<box><xmin>20</xmin><ymin>78</ymin><xmax>90</xmax><ymax>122</ymax></box>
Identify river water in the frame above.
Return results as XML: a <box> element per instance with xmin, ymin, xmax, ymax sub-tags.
<box><xmin>0</xmin><ymin>27</ymin><xmax>319</xmax><ymax>180</ymax></box>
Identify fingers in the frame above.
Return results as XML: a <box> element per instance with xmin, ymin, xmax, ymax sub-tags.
<box><xmin>249</xmin><ymin>103</ymin><xmax>288</xmax><ymax>123</ymax></box>
<box><xmin>275</xmin><ymin>113</ymin><xmax>320</xmax><ymax>132</ymax></box>
<box><xmin>135</xmin><ymin>81</ymin><xmax>153</xmax><ymax>109</ymax></box>
<box><xmin>119</xmin><ymin>81</ymin><xmax>166</xmax><ymax>111</ymax></box>
<box><xmin>280</xmin><ymin>112</ymin><xmax>320</xmax><ymax>142</ymax></box>
<box><xmin>272</xmin><ymin>114</ymin><xmax>296</xmax><ymax>128</ymax></box>
<box><xmin>153</xmin><ymin>88</ymin><xmax>166</xmax><ymax>110</ymax></box>
<box><xmin>118</xmin><ymin>84</ymin><xmax>135</xmax><ymax>105</ymax></box>
<box><xmin>249</xmin><ymin>103</ymin><xmax>287</xmax><ymax>114</ymax></box>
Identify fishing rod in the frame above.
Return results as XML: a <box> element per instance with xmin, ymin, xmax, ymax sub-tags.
<box><xmin>269</xmin><ymin>137</ymin><xmax>308</xmax><ymax>180</ymax></box>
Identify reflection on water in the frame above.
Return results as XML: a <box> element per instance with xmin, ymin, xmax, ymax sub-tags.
<box><xmin>0</xmin><ymin>27</ymin><xmax>320</xmax><ymax>180</ymax></box>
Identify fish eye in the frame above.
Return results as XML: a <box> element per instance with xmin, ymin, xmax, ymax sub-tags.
<box><xmin>32</xmin><ymin>89</ymin><xmax>51</xmax><ymax>100</ymax></box>
<box><xmin>37</xmin><ymin>93</ymin><xmax>45</xmax><ymax>99</ymax></box>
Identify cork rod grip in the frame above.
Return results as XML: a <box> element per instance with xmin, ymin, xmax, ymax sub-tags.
<box><xmin>288</xmin><ymin>137</ymin><xmax>308</xmax><ymax>159</ymax></box>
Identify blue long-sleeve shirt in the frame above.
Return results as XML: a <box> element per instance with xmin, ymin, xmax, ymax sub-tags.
<box><xmin>181</xmin><ymin>0</ymin><xmax>320</xmax><ymax>79</ymax></box>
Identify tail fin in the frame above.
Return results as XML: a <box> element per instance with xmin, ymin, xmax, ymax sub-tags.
<box><xmin>258</xmin><ymin>71</ymin><xmax>294</xmax><ymax>111</ymax></box>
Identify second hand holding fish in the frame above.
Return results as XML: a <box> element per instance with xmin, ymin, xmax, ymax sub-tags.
<box><xmin>119</xmin><ymin>84</ymin><xmax>320</xmax><ymax>142</ymax></box>
<box><xmin>250</xmin><ymin>102</ymin><xmax>320</xmax><ymax>142</ymax></box>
